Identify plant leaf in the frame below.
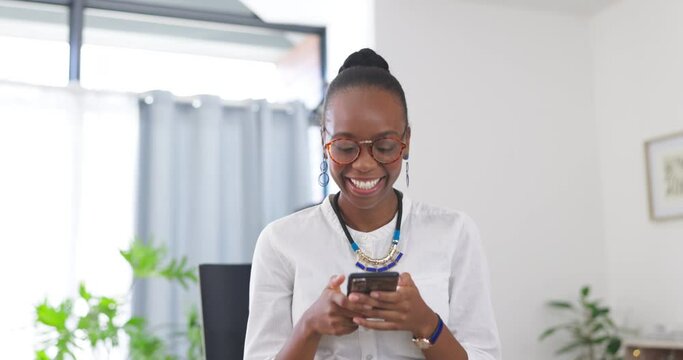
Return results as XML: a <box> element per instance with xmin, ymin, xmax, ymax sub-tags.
<box><xmin>591</xmin><ymin>335</ymin><xmax>609</xmax><ymax>344</ymax></box>
<box><xmin>124</xmin><ymin>317</ymin><xmax>146</xmax><ymax>333</ymax></box>
<box><xmin>186</xmin><ymin>306</ymin><xmax>203</xmax><ymax>360</ymax></box>
<box><xmin>120</xmin><ymin>239</ymin><xmax>165</xmax><ymax>278</ymax></box>
<box><xmin>547</xmin><ymin>300</ymin><xmax>574</xmax><ymax>310</ymax></box>
<box><xmin>159</xmin><ymin>256</ymin><xmax>198</xmax><ymax>288</ymax></box>
<box><xmin>539</xmin><ymin>327</ymin><xmax>558</xmax><ymax>341</ymax></box>
<box><xmin>556</xmin><ymin>340</ymin><xmax>584</xmax><ymax>355</ymax></box>
<box><xmin>98</xmin><ymin>297</ymin><xmax>118</xmax><ymax>319</ymax></box>
<box><xmin>580</xmin><ymin>285</ymin><xmax>590</xmax><ymax>299</ymax></box>
<box><xmin>590</xmin><ymin>322</ymin><xmax>604</xmax><ymax>334</ymax></box>
<box><xmin>606</xmin><ymin>337</ymin><xmax>621</xmax><ymax>354</ymax></box>
<box><xmin>78</xmin><ymin>282</ymin><xmax>91</xmax><ymax>301</ymax></box>
<box><xmin>36</xmin><ymin>299</ymin><xmax>72</xmax><ymax>331</ymax></box>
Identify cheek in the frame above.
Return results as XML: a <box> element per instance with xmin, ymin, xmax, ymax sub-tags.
<box><xmin>385</xmin><ymin>162</ymin><xmax>403</xmax><ymax>177</ymax></box>
<box><xmin>329</xmin><ymin>163</ymin><xmax>346</xmax><ymax>178</ymax></box>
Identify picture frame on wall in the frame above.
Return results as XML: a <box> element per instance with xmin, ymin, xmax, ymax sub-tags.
<box><xmin>645</xmin><ymin>131</ymin><xmax>683</xmax><ymax>221</ymax></box>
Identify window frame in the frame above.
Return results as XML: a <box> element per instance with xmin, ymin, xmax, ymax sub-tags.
<box><xmin>12</xmin><ymin>0</ymin><xmax>326</xmax><ymax>90</ymax></box>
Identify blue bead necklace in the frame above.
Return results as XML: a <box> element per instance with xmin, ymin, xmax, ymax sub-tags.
<box><xmin>331</xmin><ymin>189</ymin><xmax>404</xmax><ymax>272</ymax></box>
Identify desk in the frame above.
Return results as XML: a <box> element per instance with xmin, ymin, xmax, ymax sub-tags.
<box><xmin>624</xmin><ymin>339</ymin><xmax>683</xmax><ymax>360</ymax></box>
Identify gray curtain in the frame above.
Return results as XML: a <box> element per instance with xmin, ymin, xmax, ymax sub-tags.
<box><xmin>133</xmin><ymin>91</ymin><xmax>311</xmax><ymax>350</ymax></box>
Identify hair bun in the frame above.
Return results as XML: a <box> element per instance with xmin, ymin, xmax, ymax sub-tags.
<box><xmin>338</xmin><ymin>48</ymin><xmax>390</xmax><ymax>74</ymax></box>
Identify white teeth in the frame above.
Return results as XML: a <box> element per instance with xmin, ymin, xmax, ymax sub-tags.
<box><xmin>350</xmin><ymin>178</ymin><xmax>381</xmax><ymax>190</ymax></box>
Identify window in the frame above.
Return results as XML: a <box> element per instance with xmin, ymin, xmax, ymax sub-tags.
<box><xmin>80</xmin><ymin>9</ymin><xmax>322</xmax><ymax>107</ymax></box>
<box><xmin>0</xmin><ymin>0</ymin><xmax>69</xmax><ymax>86</ymax></box>
<box><xmin>0</xmin><ymin>2</ymin><xmax>325</xmax><ymax>357</ymax></box>
<box><xmin>0</xmin><ymin>83</ymin><xmax>139</xmax><ymax>359</ymax></box>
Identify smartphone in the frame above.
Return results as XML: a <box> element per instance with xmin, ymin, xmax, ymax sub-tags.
<box><xmin>347</xmin><ymin>272</ymin><xmax>399</xmax><ymax>295</ymax></box>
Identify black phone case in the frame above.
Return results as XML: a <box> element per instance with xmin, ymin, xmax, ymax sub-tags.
<box><xmin>347</xmin><ymin>272</ymin><xmax>399</xmax><ymax>294</ymax></box>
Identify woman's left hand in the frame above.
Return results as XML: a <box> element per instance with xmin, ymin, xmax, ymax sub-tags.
<box><xmin>348</xmin><ymin>272</ymin><xmax>439</xmax><ymax>338</ymax></box>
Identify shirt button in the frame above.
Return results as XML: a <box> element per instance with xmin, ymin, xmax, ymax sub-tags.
<box><xmin>366</xmin><ymin>355</ymin><xmax>373</xmax><ymax>360</ymax></box>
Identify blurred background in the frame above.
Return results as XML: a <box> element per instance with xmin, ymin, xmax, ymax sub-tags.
<box><xmin>1</xmin><ymin>0</ymin><xmax>683</xmax><ymax>359</ymax></box>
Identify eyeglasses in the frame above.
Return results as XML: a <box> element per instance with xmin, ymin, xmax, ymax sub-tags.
<box><xmin>324</xmin><ymin>137</ymin><xmax>407</xmax><ymax>165</ymax></box>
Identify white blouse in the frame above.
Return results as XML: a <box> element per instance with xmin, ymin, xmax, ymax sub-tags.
<box><xmin>244</xmin><ymin>195</ymin><xmax>501</xmax><ymax>360</ymax></box>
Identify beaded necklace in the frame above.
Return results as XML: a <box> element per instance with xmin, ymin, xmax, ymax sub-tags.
<box><xmin>331</xmin><ymin>189</ymin><xmax>404</xmax><ymax>272</ymax></box>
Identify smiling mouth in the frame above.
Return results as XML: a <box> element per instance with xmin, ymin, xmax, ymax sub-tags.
<box><xmin>350</xmin><ymin>178</ymin><xmax>381</xmax><ymax>189</ymax></box>
<box><xmin>347</xmin><ymin>177</ymin><xmax>385</xmax><ymax>194</ymax></box>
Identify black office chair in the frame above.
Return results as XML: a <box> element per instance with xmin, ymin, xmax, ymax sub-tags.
<box><xmin>199</xmin><ymin>264</ymin><xmax>251</xmax><ymax>360</ymax></box>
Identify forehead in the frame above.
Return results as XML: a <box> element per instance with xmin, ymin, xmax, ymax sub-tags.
<box><xmin>325</xmin><ymin>87</ymin><xmax>405</xmax><ymax>138</ymax></box>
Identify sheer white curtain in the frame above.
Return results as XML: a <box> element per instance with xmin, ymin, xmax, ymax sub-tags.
<box><xmin>0</xmin><ymin>83</ymin><xmax>312</xmax><ymax>357</ymax></box>
<box><xmin>133</xmin><ymin>91</ymin><xmax>313</xmax><ymax>351</ymax></box>
<box><xmin>0</xmin><ymin>82</ymin><xmax>139</xmax><ymax>358</ymax></box>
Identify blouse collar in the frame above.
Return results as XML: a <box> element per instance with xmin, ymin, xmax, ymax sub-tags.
<box><xmin>320</xmin><ymin>191</ymin><xmax>413</xmax><ymax>239</ymax></box>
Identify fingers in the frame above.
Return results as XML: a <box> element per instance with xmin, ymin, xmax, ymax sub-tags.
<box><xmin>322</xmin><ymin>272</ymin><xmax>419</xmax><ymax>336</ymax></box>
<box><xmin>352</xmin><ymin>316</ymin><xmax>401</xmax><ymax>331</ymax></box>
<box><xmin>398</xmin><ymin>272</ymin><xmax>415</xmax><ymax>287</ymax></box>
<box><xmin>327</xmin><ymin>274</ymin><xmax>345</xmax><ymax>290</ymax></box>
<box><xmin>330</xmin><ymin>320</ymin><xmax>359</xmax><ymax>336</ymax></box>
<box><xmin>324</xmin><ymin>297</ymin><xmax>361</xmax><ymax>335</ymax></box>
<box><xmin>348</xmin><ymin>274</ymin><xmax>416</xmax><ymax>305</ymax></box>
<box><xmin>331</xmin><ymin>292</ymin><xmax>371</xmax><ymax>314</ymax></box>
<box><xmin>327</xmin><ymin>275</ymin><xmax>366</xmax><ymax>313</ymax></box>
<box><xmin>369</xmin><ymin>290</ymin><xmax>403</xmax><ymax>303</ymax></box>
<box><xmin>360</xmin><ymin>308</ymin><xmax>407</xmax><ymax>322</ymax></box>
<box><xmin>348</xmin><ymin>287</ymin><xmax>411</xmax><ymax>304</ymax></box>
<box><xmin>310</xmin><ymin>275</ymin><xmax>374</xmax><ymax>337</ymax></box>
<box><xmin>348</xmin><ymin>292</ymin><xmax>391</xmax><ymax>309</ymax></box>
<box><xmin>317</xmin><ymin>312</ymin><xmax>359</xmax><ymax>336</ymax></box>
<box><xmin>327</xmin><ymin>315</ymin><xmax>359</xmax><ymax>329</ymax></box>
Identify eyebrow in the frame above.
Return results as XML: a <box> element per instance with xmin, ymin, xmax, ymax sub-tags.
<box><xmin>331</xmin><ymin>130</ymin><xmax>402</xmax><ymax>139</ymax></box>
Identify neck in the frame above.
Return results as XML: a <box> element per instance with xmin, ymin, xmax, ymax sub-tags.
<box><xmin>337</xmin><ymin>190</ymin><xmax>399</xmax><ymax>232</ymax></box>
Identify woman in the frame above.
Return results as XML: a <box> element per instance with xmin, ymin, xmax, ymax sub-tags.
<box><xmin>244</xmin><ymin>48</ymin><xmax>501</xmax><ymax>360</ymax></box>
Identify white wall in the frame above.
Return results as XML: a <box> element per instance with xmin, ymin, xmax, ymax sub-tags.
<box><xmin>374</xmin><ymin>1</ymin><xmax>606</xmax><ymax>358</ymax></box>
<box><xmin>247</xmin><ymin>0</ymin><xmax>683</xmax><ymax>354</ymax></box>
<box><xmin>241</xmin><ymin>0</ymin><xmax>375</xmax><ymax>83</ymax></box>
<box><xmin>592</xmin><ymin>0</ymin><xmax>683</xmax><ymax>333</ymax></box>
<box><xmin>322</xmin><ymin>1</ymin><xmax>375</xmax><ymax>82</ymax></box>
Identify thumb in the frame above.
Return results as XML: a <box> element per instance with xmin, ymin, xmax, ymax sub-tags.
<box><xmin>327</xmin><ymin>274</ymin><xmax>345</xmax><ymax>290</ymax></box>
<box><xmin>398</xmin><ymin>272</ymin><xmax>415</xmax><ymax>287</ymax></box>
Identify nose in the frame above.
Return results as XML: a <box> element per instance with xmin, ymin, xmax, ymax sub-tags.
<box><xmin>352</xmin><ymin>143</ymin><xmax>378</xmax><ymax>172</ymax></box>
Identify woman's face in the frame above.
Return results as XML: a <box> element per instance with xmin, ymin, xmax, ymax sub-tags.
<box><xmin>324</xmin><ymin>86</ymin><xmax>410</xmax><ymax>211</ymax></box>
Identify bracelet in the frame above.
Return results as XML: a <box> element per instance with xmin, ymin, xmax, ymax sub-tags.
<box><xmin>428</xmin><ymin>314</ymin><xmax>444</xmax><ymax>344</ymax></box>
<box><xmin>411</xmin><ymin>313</ymin><xmax>444</xmax><ymax>349</ymax></box>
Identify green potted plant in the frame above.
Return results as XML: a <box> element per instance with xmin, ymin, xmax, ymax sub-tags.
<box><xmin>34</xmin><ymin>240</ymin><xmax>202</xmax><ymax>360</ymax></box>
<box><xmin>540</xmin><ymin>285</ymin><xmax>623</xmax><ymax>360</ymax></box>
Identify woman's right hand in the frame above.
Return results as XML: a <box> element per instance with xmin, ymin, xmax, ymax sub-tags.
<box><xmin>302</xmin><ymin>274</ymin><xmax>369</xmax><ymax>337</ymax></box>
